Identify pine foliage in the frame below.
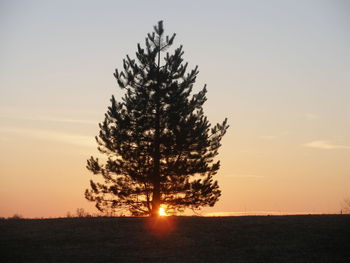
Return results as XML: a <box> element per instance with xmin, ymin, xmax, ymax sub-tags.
<box><xmin>85</xmin><ymin>21</ymin><xmax>229</xmax><ymax>216</ymax></box>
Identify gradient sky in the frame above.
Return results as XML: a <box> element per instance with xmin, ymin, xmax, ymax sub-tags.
<box><xmin>1</xmin><ymin>0</ymin><xmax>349</xmax><ymax>218</ymax></box>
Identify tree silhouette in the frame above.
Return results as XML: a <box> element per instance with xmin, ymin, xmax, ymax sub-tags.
<box><xmin>85</xmin><ymin>21</ymin><xmax>228</xmax><ymax>216</ymax></box>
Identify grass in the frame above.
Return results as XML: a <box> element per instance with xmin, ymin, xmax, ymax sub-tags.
<box><xmin>1</xmin><ymin>215</ymin><xmax>349</xmax><ymax>262</ymax></box>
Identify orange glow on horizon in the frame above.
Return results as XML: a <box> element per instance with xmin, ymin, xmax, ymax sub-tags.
<box><xmin>146</xmin><ymin>213</ymin><xmax>176</xmax><ymax>237</ymax></box>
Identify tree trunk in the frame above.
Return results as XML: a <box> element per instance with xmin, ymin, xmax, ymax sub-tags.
<box><xmin>151</xmin><ymin>42</ymin><xmax>162</xmax><ymax>217</ymax></box>
<box><xmin>151</xmin><ymin>88</ymin><xmax>161</xmax><ymax>217</ymax></box>
<box><xmin>151</xmin><ymin>182</ymin><xmax>160</xmax><ymax>216</ymax></box>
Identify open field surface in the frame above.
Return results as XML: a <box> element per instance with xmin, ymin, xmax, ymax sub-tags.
<box><xmin>1</xmin><ymin>215</ymin><xmax>349</xmax><ymax>262</ymax></box>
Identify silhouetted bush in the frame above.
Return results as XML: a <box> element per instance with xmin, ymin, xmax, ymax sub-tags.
<box><xmin>8</xmin><ymin>214</ymin><xmax>23</xmax><ymax>219</ymax></box>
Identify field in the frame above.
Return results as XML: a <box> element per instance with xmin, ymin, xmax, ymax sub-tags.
<box><xmin>1</xmin><ymin>215</ymin><xmax>349</xmax><ymax>262</ymax></box>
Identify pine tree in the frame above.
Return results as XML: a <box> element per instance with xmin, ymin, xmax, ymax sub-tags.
<box><xmin>85</xmin><ymin>21</ymin><xmax>229</xmax><ymax>217</ymax></box>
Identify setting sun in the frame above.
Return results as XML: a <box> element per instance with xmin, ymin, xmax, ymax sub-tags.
<box><xmin>159</xmin><ymin>207</ymin><xmax>167</xmax><ymax>216</ymax></box>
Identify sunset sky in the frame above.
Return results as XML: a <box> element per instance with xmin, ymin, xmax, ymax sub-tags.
<box><xmin>1</xmin><ymin>0</ymin><xmax>349</xmax><ymax>218</ymax></box>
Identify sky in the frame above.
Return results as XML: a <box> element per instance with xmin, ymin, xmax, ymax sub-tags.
<box><xmin>0</xmin><ymin>0</ymin><xmax>349</xmax><ymax>218</ymax></box>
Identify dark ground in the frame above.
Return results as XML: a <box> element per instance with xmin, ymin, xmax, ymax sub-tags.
<box><xmin>1</xmin><ymin>215</ymin><xmax>349</xmax><ymax>262</ymax></box>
